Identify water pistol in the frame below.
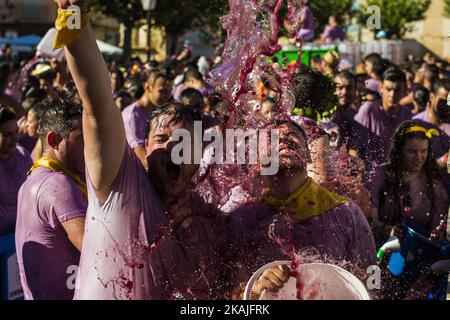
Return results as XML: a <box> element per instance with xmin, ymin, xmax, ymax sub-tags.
<box><xmin>376</xmin><ymin>236</ymin><xmax>401</xmax><ymax>263</ymax></box>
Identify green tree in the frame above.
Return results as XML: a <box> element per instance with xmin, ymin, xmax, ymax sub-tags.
<box><xmin>357</xmin><ymin>0</ymin><xmax>431</xmax><ymax>39</ymax></box>
<box><xmin>445</xmin><ymin>0</ymin><xmax>450</xmax><ymax>18</ymax></box>
<box><xmin>89</xmin><ymin>0</ymin><xmax>145</xmax><ymax>60</ymax></box>
<box><xmin>89</xmin><ymin>0</ymin><xmax>228</xmax><ymax>58</ymax></box>
<box><xmin>152</xmin><ymin>0</ymin><xmax>228</xmax><ymax>54</ymax></box>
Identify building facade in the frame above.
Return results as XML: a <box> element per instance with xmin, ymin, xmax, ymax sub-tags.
<box><xmin>0</xmin><ymin>0</ymin><xmax>56</xmax><ymax>38</ymax></box>
<box><xmin>406</xmin><ymin>0</ymin><xmax>450</xmax><ymax>59</ymax></box>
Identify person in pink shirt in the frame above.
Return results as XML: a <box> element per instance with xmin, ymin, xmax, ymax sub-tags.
<box><xmin>60</xmin><ymin>1</ymin><xmax>230</xmax><ymax>300</ymax></box>
<box><xmin>297</xmin><ymin>5</ymin><xmax>315</xmax><ymax>42</ymax></box>
<box><xmin>0</xmin><ymin>107</ymin><xmax>33</xmax><ymax>236</ymax></box>
<box><xmin>413</xmin><ymin>80</ymin><xmax>450</xmax><ymax>137</ymax></box>
<box><xmin>122</xmin><ymin>70</ymin><xmax>172</xmax><ymax>168</ymax></box>
<box><xmin>172</xmin><ymin>68</ymin><xmax>213</xmax><ymax>101</ymax></box>
<box><xmin>354</xmin><ymin>67</ymin><xmax>412</xmax><ymax>167</ymax></box>
<box><xmin>15</xmin><ymin>98</ymin><xmax>87</xmax><ymax>300</ymax></box>
<box><xmin>230</xmin><ymin>120</ymin><xmax>376</xmax><ymax>299</ymax></box>
<box><xmin>367</xmin><ymin>120</ymin><xmax>449</xmax><ymax>243</ymax></box>
<box><xmin>366</xmin><ymin>120</ymin><xmax>449</xmax><ymax>299</ymax></box>
<box><xmin>320</xmin><ymin>16</ymin><xmax>346</xmax><ymax>43</ymax></box>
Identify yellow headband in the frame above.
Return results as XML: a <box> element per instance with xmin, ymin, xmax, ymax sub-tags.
<box><xmin>404</xmin><ymin>126</ymin><xmax>440</xmax><ymax>139</ymax></box>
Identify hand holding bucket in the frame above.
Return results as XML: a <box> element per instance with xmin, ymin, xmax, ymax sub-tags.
<box><xmin>243</xmin><ymin>261</ymin><xmax>371</xmax><ymax>300</ymax></box>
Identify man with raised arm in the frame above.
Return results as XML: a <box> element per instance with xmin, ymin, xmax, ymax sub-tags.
<box><xmin>57</xmin><ymin>0</ymin><xmax>229</xmax><ymax>300</ymax></box>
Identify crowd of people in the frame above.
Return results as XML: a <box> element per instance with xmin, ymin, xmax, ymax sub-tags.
<box><xmin>1</xmin><ymin>0</ymin><xmax>450</xmax><ymax>301</ymax></box>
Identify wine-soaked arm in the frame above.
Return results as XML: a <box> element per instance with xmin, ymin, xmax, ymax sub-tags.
<box><xmin>62</xmin><ymin>1</ymin><xmax>126</xmax><ymax>202</ymax></box>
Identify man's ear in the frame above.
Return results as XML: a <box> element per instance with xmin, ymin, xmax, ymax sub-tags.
<box><xmin>430</xmin><ymin>92</ymin><xmax>436</xmax><ymax>102</ymax></box>
<box><xmin>47</xmin><ymin>132</ymin><xmax>60</xmax><ymax>150</ymax></box>
<box><xmin>429</xmin><ymin>92</ymin><xmax>437</xmax><ymax>109</ymax></box>
<box><xmin>144</xmin><ymin>81</ymin><xmax>152</xmax><ymax>93</ymax></box>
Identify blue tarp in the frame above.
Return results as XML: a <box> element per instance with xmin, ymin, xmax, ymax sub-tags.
<box><xmin>0</xmin><ymin>233</ymin><xmax>23</xmax><ymax>300</ymax></box>
<box><xmin>0</xmin><ymin>35</ymin><xmax>42</xmax><ymax>47</ymax></box>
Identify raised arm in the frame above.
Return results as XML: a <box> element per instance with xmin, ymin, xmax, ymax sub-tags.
<box><xmin>61</xmin><ymin>1</ymin><xmax>126</xmax><ymax>202</ymax></box>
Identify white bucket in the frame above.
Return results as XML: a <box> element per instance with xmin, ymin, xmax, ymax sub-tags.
<box><xmin>244</xmin><ymin>261</ymin><xmax>371</xmax><ymax>300</ymax></box>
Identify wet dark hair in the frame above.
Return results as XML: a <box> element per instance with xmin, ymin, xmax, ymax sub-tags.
<box><xmin>184</xmin><ymin>68</ymin><xmax>203</xmax><ymax>82</ymax></box>
<box><xmin>412</xmin><ymin>85</ymin><xmax>430</xmax><ymax>113</ymax></box>
<box><xmin>60</xmin><ymin>81</ymin><xmax>80</xmax><ymax>103</ymax></box>
<box><xmin>145</xmin><ymin>70</ymin><xmax>167</xmax><ymax>85</ymax></box>
<box><xmin>36</xmin><ymin>97</ymin><xmax>83</xmax><ymax>150</ymax></box>
<box><xmin>382</xmin><ymin>66</ymin><xmax>407</xmax><ymax>84</ymax></box>
<box><xmin>179</xmin><ymin>88</ymin><xmax>205</xmax><ymax>111</ymax></box>
<box><xmin>336</xmin><ymin>71</ymin><xmax>355</xmax><ymax>81</ymax></box>
<box><xmin>127</xmin><ymin>82</ymin><xmax>144</xmax><ymax>100</ymax></box>
<box><xmin>364</xmin><ymin>54</ymin><xmax>389</xmax><ymax>77</ymax></box>
<box><xmin>273</xmin><ymin>119</ymin><xmax>308</xmax><ymax>142</ymax></box>
<box><xmin>293</xmin><ymin>66</ymin><xmax>337</xmax><ymax>120</ymax></box>
<box><xmin>364</xmin><ymin>53</ymin><xmax>382</xmax><ymax>64</ymax></box>
<box><xmin>373</xmin><ymin>59</ymin><xmax>390</xmax><ymax>77</ymax></box>
<box><xmin>424</xmin><ymin>64</ymin><xmax>440</xmax><ymax>84</ymax></box>
<box><xmin>432</xmin><ymin>79</ymin><xmax>450</xmax><ymax>94</ymax></box>
<box><xmin>147</xmin><ymin>102</ymin><xmax>202</xmax><ymax>137</ymax></box>
<box><xmin>0</xmin><ymin>106</ymin><xmax>16</xmax><ymax>125</ymax></box>
<box><xmin>111</xmin><ymin>69</ymin><xmax>124</xmax><ymax>88</ymax></box>
<box><xmin>114</xmin><ymin>89</ymin><xmax>132</xmax><ymax>100</ymax></box>
<box><xmin>335</xmin><ymin>71</ymin><xmax>355</xmax><ymax>88</ymax></box>
<box><xmin>20</xmin><ymin>76</ymin><xmax>42</xmax><ymax>102</ymax></box>
<box><xmin>22</xmin><ymin>97</ymin><xmax>41</xmax><ymax>111</ymax></box>
<box><xmin>382</xmin><ymin>120</ymin><xmax>441</xmax><ymax>226</ymax></box>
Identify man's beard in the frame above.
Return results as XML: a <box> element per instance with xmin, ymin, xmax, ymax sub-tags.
<box><xmin>278</xmin><ymin>159</ymin><xmax>302</xmax><ymax>177</ymax></box>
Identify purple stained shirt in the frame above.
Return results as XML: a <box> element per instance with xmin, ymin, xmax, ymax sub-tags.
<box><xmin>366</xmin><ymin>164</ymin><xmax>449</xmax><ymax>238</ymax></box>
<box><xmin>333</xmin><ymin>106</ymin><xmax>358</xmax><ymax>147</ymax></box>
<box><xmin>302</xmin><ymin>6</ymin><xmax>315</xmax><ymax>31</ymax></box>
<box><xmin>172</xmin><ymin>83</ymin><xmax>188</xmax><ymax>101</ymax></box>
<box><xmin>75</xmin><ymin>146</ymin><xmax>228</xmax><ymax>300</ymax></box>
<box><xmin>0</xmin><ymin>146</ymin><xmax>33</xmax><ymax>236</ymax></box>
<box><xmin>413</xmin><ymin>111</ymin><xmax>450</xmax><ymax>137</ymax></box>
<box><xmin>122</xmin><ymin>101</ymin><xmax>149</xmax><ymax>149</ymax></box>
<box><xmin>297</xmin><ymin>6</ymin><xmax>315</xmax><ymax>42</ymax></box>
<box><xmin>230</xmin><ymin>200</ymin><xmax>376</xmax><ymax>280</ymax></box>
<box><xmin>18</xmin><ymin>134</ymin><xmax>38</xmax><ymax>154</ymax></box>
<box><xmin>353</xmin><ymin>100</ymin><xmax>412</xmax><ymax>166</ymax></box>
<box><xmin>322</xmin><ymin>25</ymin><xmax>346</xmax><ymax>42</ymax></box>
<box><xmin>408</xmin><ymin>117</ymin><xmax>450</xmax><ymax>160</ymax></box>
<box><xmin>15</xmin><ymin>167</ymin><xmax>87</xmax><ymax>300</ymax></box>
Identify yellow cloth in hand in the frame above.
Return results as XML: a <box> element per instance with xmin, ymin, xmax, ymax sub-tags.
<box><xmin>264</xmin><ymin>178</ymin><xmax>348</xmax><ymax>220</ymax></box>
<box><xmin>29</xmin><ymin>157</ymin><xmax>87</xmax><ymax>198</ymax></box>
<box><xmin>53</xmin><ymin>7</ymin><xmax>91</xmax><ymax>50</ymax></box>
